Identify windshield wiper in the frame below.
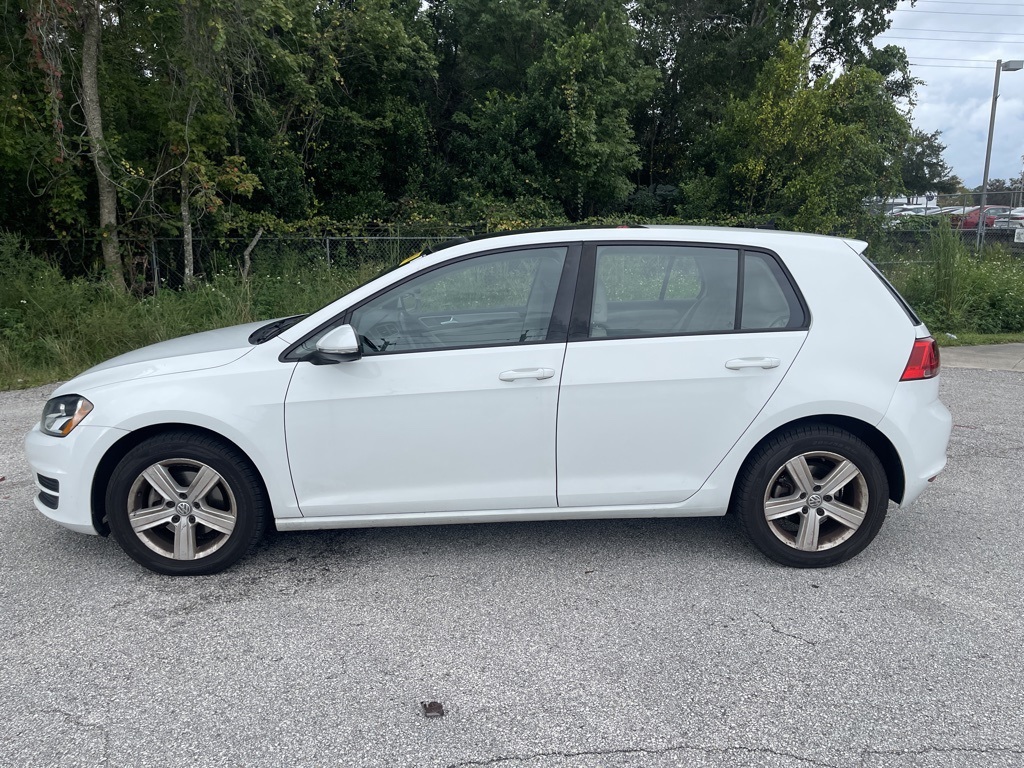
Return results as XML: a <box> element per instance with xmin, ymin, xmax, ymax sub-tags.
<box><xmin>248</xmin><ymin>314</ymin><xmax>307</xmax><ymax>345</ymax></box>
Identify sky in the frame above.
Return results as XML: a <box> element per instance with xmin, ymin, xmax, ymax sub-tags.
<box><xmin>875</xmin><ymin>0</ymin><xmax>1024</xmax><ymax>189</ymax></box>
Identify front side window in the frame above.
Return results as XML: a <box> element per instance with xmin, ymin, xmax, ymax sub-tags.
<box><xmin>350</xmin><ymin>246</ymin><xmax>568</xmax><ymax>354</ymax></box>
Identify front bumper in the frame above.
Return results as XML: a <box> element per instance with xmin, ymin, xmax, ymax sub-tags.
<box><xmin>24</xmin><ymin>422</ymin><xmax>129</xmax><ymax>535</ymax></box>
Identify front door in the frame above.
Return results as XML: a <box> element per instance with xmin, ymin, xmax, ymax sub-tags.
<box><xmin>284</xmin><ymin>245</ymin><xmax>576</xmax><ymax>517</ymax></box>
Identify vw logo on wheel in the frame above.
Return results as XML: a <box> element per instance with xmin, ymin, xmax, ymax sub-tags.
<box><xmin>176</xmin><ymin>501</ymin><xmax>192</xmax><ymax>515</ymax></box>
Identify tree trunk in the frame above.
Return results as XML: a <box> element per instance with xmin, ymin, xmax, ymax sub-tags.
<box><xmin>80</xmin><ymin>0</ymin><xmax>125</xmax><ymax>290</ymax></box>
<box><xmin>181</xmin><ymin>169</ymin><xmax>194</xmax><ymax>287</ymax></box>
<box><xmin>241</xmin><ymin>228</ymin><xmax>263</xmax><ymax>280</ymax></box>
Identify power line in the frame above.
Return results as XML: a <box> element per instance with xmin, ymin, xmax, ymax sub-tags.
<box><xmin>890</xmin><ymin>28</ymin><xmax>1024</xmax><ymax>36</ymax></box>
<box><xmin>893</xmin><ymin>8</ymin><xmax>1024</xmax><ymax>16</ymax></box>
<box><xmin>885</xmin><ymin>35</ymin><xmax>1024</xmax><ymax>43</ymax></box>
<box><xmin>910</xmin><ymin>0</ymin><xmax>1024</xmax><ymax>6</ymax></box>
<box><xmin>908</xmin><ymin>62</ymin><xmax>995</xmax><ymax>68</ymax></box>
<box><xmin>913</xmin><ymin>0</ymin><xmax>1024</xmax><ymax>5</ymax></box>
<box><xmin>909</xmin><ymin>56</ymin><xmax>1004</xmax><ymax>61</ymax></box>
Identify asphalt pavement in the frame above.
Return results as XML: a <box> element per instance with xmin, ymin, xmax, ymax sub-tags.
<box><xmin>1</xmin><ymin>354</ymin><xmax>1022</xmax><ymax>767</ymax></box>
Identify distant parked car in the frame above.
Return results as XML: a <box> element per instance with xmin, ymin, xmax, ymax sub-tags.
<box><xmin>887</xmin><ymin>205</ymin><xmax>942</xmax><ymax>217</ymax></box>
<box><xmin>25</xmin><ymin>227</ymin><xmax>952</xmax><ymax>575</ymax></box>
<box><xmin>952</xmin><ymin>206</ymin><xmax>1012</xmax><ymax>229</ymax></box>
<box><xmin>992</xmin><ymin>207</ymin><xmax>1024</xmax><ymax>229</ymax></box>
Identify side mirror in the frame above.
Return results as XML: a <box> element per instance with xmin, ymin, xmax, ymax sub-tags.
<box><xmin>311</xmin><ymin>325</ymin><xmax>362</xmax><ymax>364</ymax></box>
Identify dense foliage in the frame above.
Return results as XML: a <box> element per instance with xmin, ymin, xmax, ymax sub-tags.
<box><xmin>2</xmin><ymin>0</ymin><xmax>958</xmax><ymax>286</ymax></box>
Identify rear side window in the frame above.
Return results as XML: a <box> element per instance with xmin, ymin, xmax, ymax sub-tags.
<box><xmin>588</xmin><ymin>245</ymin><xmax>805</xmax><ymax>338</ymax></box>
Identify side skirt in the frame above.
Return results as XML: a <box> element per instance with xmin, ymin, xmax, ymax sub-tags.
<box><xmin>275</xmin><ymin>504</ymin><xmax>727</xmax><ymax>531</ymax></box>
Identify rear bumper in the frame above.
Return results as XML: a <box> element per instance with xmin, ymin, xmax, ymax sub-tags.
<box><xmin>879</xmin><ymin>376</ymin><xmax>952</xmax><ymax>506</ymax></box>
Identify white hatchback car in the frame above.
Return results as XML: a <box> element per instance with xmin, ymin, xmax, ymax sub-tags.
<box><xmin>25</xmin><ymin>227</ymin><xmax>951</xmax><ymax>575</ymax></box>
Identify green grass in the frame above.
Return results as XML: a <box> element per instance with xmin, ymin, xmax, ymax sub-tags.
<box><xmin>935</xmin><ymin>332</ymin><xmax>1024</xmax><ymax>347</ymax></box>
<box><xmin>0</xmin><ymin>234</ymin><xmax>382</xmax><ymax>389</ymax></box>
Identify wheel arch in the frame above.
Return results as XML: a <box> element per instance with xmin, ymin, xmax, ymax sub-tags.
<box><xmin>735</xmin><ymin>415</ymin><xmax>906</xmax><ymax>506</ymax></box>
<box><xmin>90</xmin><ymin>423</ymin><xmax>272</xmax><ymax>536</ymax></box>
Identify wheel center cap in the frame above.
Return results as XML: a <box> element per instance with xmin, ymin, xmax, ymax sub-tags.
<box><xmin>176</xmin><ymin>501</ymin><xmax>193</xmax><ymax>516</ymax></box>
<box><xmin>808</xmin><ymin>494</ymin><xmax>823</xmax><ymax>507</ymax></box>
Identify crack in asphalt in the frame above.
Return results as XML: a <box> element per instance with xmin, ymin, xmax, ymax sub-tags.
<box><xmin>751</xmin><ymin>610</ymin><xmax>817</xmax><ymax>646</ymax></box>
<box><xmin>445</xmin><ymin>745</ymin><xmax>841</xmax><ymax>768</ymax></box>
<box><xmin>446</xmin><ymin>743</ymin><xmax>1024</xmax><ymax>768</ymax></box>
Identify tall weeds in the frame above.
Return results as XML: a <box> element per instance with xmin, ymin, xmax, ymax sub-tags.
<box><xmin>930</xmin><ymin>219</ymin><xmax>967</xmax><ymax>323</ymax></box>
<box><xmin>0</xmin><ymin>233</ymin><xmax>377</xmax><ymax>388</ymax></box>
<box><xmin>885</xmin><ymin>221</ymin><xmax>1024</xmax><ymax>335</ymax></box>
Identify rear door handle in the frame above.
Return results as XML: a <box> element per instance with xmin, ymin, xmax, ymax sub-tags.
<box><xmin>499</xmin><ymin>368</ymin><xmax>556</xmax><ymax>382</ymax></box>
<box><xmin>725</xmin><ymin>357</ymin><xmax>781</xmax><ymax>370</ymax></box>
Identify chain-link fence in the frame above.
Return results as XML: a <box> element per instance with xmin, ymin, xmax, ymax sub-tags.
<box><xmin>30</xmin><ymin>227</ymin><xmax>477</xmax><ymax>290</ymax></box>
<box><xmin>28</xmin><ymin>214</ymin><xmax>1024</xmax><ymax>291</ymax></box>
<box><xmin>881</xmin><ymin>189</ymin><xmax>1023</xmax><ymax>239</ymax></box>
<box><xmin>869</xmin><ymin>228</ymin><xmax>1024</xmax><ymax>275</ymax></box>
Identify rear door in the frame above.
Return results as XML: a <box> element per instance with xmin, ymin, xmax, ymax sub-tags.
<box><xmin>555</xmin><ymin>242</ymin><xmax>808</xmax><ymax>507</ymax></box>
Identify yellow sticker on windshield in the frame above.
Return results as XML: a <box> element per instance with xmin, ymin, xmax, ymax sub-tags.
<box><xmin>400</xmin><ymin>251</ymin><xmax>422</xmax><ymax>266</ymax></box>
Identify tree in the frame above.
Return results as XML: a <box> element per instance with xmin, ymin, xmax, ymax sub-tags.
<box><xmin>527</xmin><ymin>9</ymin><xmax>656</xmax><ymax>217</ymax></box>
<box><xmin>901</xmin><ymin>130</ymin><xmax>958</xmax><ymax>196</ymax></box>
<box><xmin>308</xmin><ymin>0</ymin><xmax>437</xmax><ymax>221</ymax></box>
<box><xmin>428</xmin><ymin>0</ymin><xmax>654</xmax><ymax>218</ymax></box>
<box><xmin>714</xmin><ymin>41</ymin><xmax>909</xmax><ymax>233</ymax></box>
<box><xmin>629</xmin><ymin>0</ymin><xmax>914</xmax><ymax>189</ymax></box>
<box><xmin>19</xmin><ymin>0</ymin><xmax>127</xmax><ymax>287</ymax></box>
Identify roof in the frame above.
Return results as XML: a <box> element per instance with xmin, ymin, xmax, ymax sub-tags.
<box><xmin>416</xmin><ymin>225</ymin><xmax>867</xmax><ymax>263</ymax></box>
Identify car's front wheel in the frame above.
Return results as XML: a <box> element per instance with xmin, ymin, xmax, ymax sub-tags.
<box><xmin>733</xmin><ymin>425</ymin><xmax>889</xmax><ymax>567</ymax></box>
<box><xmin>106</xmin><ymin>431</ymin><xmax>268</xmax><ymax>575</ymax></box>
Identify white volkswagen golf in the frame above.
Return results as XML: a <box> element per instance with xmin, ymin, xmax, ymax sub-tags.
<box><xmin>25</xmin><ymin>227</ymin><xmax>951</xmax><ymax>575</ymax></box>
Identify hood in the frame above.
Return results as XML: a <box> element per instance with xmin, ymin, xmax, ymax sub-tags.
<box><xmin>54</xmin><ymin>320</ymin><xmax>270</xmax><ymax>395</ymax></box>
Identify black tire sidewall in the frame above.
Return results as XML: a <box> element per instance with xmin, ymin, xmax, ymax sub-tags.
<box><xmin>106</xmin><ymin>433</ymin><xmax>265</xmax><ymax>576</ymax></box>
<box><xmin>736</xmin><ymin>427</ymin><xmax>889</xmax><ymax>568</ymax></box>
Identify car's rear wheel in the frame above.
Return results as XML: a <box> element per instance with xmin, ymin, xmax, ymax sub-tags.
<box><xmin>106</xmin><ymin>432</ymin><xmax>268</xmax><ymax>575</ymax></box>
<box><xmin>733</xmin><ymin>425</ymin><xmax>889</xmax><ymax>567</ymax></box>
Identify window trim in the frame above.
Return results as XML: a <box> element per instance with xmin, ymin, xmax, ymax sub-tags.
<box><xmin>568</xmin><ymin>240</ymin><xmax>810</xmax><ymax>342</ymax></box>
<box><xmin>280</xmin><ymin>242</ymin><xmax>583</xmax><ymax>362</ymax></box>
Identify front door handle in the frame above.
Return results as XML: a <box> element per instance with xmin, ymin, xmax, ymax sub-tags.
<box><xmin>499</xmin><ymin>368</ymin><xmax>556</xmax><ymax>382</ymax></box>
<box><xmin>725</xmin><ymin>357</ymin><xmax>781</xmax><ymax>370</ymax></box>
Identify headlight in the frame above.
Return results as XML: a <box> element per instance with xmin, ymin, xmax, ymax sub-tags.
<box><xmin>41</xmin><ymin>395</ymin><xmax>94</xmax><ymax>437</ymax></box>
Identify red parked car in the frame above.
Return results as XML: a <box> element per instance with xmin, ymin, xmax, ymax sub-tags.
<box><xmin>951</xmin><ymin>206</ymin><xmax>1012</xmax><ymax>229</ymax></box>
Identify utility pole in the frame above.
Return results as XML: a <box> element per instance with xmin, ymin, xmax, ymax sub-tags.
<box><xmin>977</xmin><ymin>59</ymin><xmax>1024</xmax><ymax>252</ymax></box>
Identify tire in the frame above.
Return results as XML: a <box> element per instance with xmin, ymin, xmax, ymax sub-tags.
<box><xmin>732</xmin><ymin>425</ymin><xmax>889</xmax><ymax>568</ymax></box>
<box><xmin>106</xmin><ymin>431</ymin><xmax>268</xmax><ymax>575</ymax></box>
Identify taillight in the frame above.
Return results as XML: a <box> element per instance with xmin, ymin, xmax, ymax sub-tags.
<box><xmin>901</xmin><ymin>337</ymin><xmax>940</xmax><ymax>381</ymax></box>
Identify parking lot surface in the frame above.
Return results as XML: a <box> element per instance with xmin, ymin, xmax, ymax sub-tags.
<box><xmin>1</xmin><ymin>367</ymin><xmax>1022</xmax><ymax>767</ymax></box>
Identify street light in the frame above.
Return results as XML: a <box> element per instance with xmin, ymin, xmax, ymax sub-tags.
<box><xmin>977</xmin><ymin>59</ymin><xmax>1023</xmax><ymax>252</ymax></box>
